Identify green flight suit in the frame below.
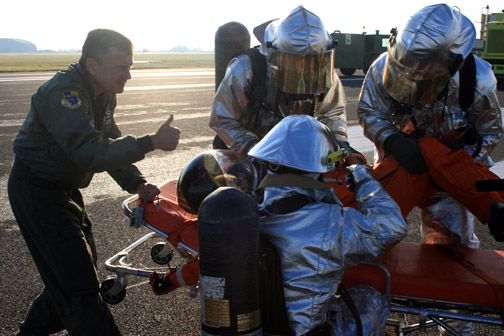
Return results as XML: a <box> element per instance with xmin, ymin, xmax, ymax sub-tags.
<box><xmin>8</xmin><ymin>62</ymin><xmax>154</xmax><ymax>335</ymax></box>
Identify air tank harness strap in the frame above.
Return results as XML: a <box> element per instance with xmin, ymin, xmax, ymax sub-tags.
<box><xmin>258</xmin><ymin>173</ymin><xmax>329</xmax><ymax>190</ymax></box>
<box><xmin>257</xmin><ymin>174</ymin><xmax>327</xmax><ymax>216</ymax></box>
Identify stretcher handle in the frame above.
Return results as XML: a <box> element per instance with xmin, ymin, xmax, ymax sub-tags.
<box><xmin>122</xmin><ymin>194</ymin><xmax>140</xmax><ymax>218</ymax></box>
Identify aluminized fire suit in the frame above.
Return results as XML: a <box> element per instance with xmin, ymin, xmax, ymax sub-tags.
<box><xmin>210</xmin><ymin>6</ymin><xmax>347</xmax><ymax>155</ymax></box>
<box><xmin>358</xmin><ymin>5</ymin><xmax>503</xmax><ymax>248</ymax></box>
<box><xmin>257</xmin><ymin>167</ymin><xmax>407</xmax><ymax>335</ymax></box>
<box><xmin>248</xmin><ymin>115</ymin><xmax>407</xmax><ymax>335</ymax></box>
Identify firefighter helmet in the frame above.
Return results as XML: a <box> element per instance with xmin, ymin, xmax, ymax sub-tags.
<box><xmin>177</xmin><ymin>149</ymin><xmax>259</xmax><ymax>214</ymax></box>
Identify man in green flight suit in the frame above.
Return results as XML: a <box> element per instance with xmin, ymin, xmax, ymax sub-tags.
<box><xmin>8</xmin><ymin>29</ymin><xmax>180</xmax><ymax>335</ymax></box>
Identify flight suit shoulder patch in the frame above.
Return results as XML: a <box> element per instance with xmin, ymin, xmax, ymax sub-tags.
<box><xmin>61</xmin><ymin>90</ymin><xmax>81</xmax><ymax>109</ymax></box>
<box><xmin>103</xmin><ymin>109</ymin><xmax>112</xmax><ymax>124</ymax></box>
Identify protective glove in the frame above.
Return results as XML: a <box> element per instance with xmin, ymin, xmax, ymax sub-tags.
<box><xmin>149</xmin><ymin>271</ymin><xmax>176</xmax><ymax>295</ymax></box>
<box><xmin>338</xmin><ymin>141</ymin><xmax>367</xmax><ymax>166</ymax></box>
<box><xmin>347</xmin><ymin>148</ymin><xmax>367</xmax><ymax>166</ymax></box>
<box><xmin>345</xmin><ymin>164</ymin><xmax>373</xmax><ymax>193</ymax></box>
<box><xmin>489</xmin><ymin>202</ymin><xmax>504</xmax><ymax>242</ymax></box>
<box><xmin>345</xmin><ymin>172</ymin><xmax>356</xmax><ymax>193</ymax></box>
<box><xmin>383</xmin><ymin>133</ymin><xmax>428</xmax><ymax>175</ymax></box>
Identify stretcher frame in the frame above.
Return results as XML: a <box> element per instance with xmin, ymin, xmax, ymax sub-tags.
<box><xmin>100</xmin><ymin>180</ymin><xmax>199</xmax><ymax>304</ymax></box>
<box><xmin>342</xmin><ymin>241</ymin><xmax>504</xmax><ymax>335</ymax></box>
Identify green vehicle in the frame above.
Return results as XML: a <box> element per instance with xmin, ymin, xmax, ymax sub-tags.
<box><xmin>330</xmin><ymin>30</ymin><xmax>390</xmax><ymax>76</ymax></box>
<box><xmin>472</xmin><ymin>8</ymin><xmax>504</xmax><ymax>81</ymax></box>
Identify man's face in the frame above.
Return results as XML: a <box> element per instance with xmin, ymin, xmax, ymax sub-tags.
<box><xmin>87</xmin><ymin>46</ymin><xmax>133</xmax><ymax>95</ymax></box>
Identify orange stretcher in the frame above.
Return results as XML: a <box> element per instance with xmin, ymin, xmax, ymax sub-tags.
<box><xmin>342</xmin><ymin>241</ymin><xmax>504</xmax><ymax>335</ymax></box>
<box><xmin>101</xmin><ymin>179</ymin><xmax>504</xmax><ymax>336</ymax></box>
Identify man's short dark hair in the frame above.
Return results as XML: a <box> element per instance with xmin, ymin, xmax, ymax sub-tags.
<box><xmin>79</xmin><ymin>29</ymin><xmax>132</xmax><ymax>66</ymax></box>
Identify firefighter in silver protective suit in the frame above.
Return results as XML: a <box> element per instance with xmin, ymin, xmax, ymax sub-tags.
<box><xmin>248</xmin><ymin>114</ymin><xmax>408</xmax><ymax>335</ymax></box>
<box><xmin>358</xmin><ymin>4</ymin><xmax>504</xmax><ymax>248</ymax></box>
<box><xmin>210</xmin><ymin>6</ymin><xmax>347</xmax><ymax>155</ymax></box>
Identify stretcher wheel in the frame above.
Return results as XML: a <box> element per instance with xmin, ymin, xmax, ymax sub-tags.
<box><xmin>151</xmin><ymin>242</ymin><xmax>174</xmax><ymax>265</ymax></box>
<box><xmin>100</xmin><ymin>279</ymin><xmax>126</xmax><ymax>305</ymax></box>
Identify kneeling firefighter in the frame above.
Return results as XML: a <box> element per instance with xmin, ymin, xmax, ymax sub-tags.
<box><xmin>248</xmin><ymin>114</ymin><xmax>408</xmax><ymax>335</ymax></box>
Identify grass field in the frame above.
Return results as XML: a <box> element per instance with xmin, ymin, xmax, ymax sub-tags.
<box><xmin>0</xmin><ymin>52</ymin><xmax>215</xmax><ymax>72</ymax></box>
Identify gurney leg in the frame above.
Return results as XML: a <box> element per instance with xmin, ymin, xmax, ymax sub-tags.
<box><xmin>433</xmin><ymin>316</ymin><xmax>462</xmax><ymax>336</ymax></box>
<box><xmin>386</xmin><ymin>316</ymin><xmax>406</xmax><ymax>336</ymax></box>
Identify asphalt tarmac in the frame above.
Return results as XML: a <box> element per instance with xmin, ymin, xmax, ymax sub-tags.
<box><xmin>0</xmin><ymin>69</ymin><xmax>503</xmax><ymax>335</ymax></box>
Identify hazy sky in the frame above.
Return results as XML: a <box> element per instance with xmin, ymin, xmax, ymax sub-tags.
<box><xmin>1</xmin><ymin>0</ymin><xmax>502</xmax><ymax>52</ymax></box>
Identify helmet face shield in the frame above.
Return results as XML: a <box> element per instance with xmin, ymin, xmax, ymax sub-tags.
<box><xmin>206</xmin><ymin>150</ymin><xmax>258</xmax><ymax>192</ymax></box>
<box><xmin>383</xmin><ymin>47</ymin><xmax>451</xmax><ymax>106</ymax></box>
<box><xmin>270</xmin><ymin>49</ymin><xmax>334</xmax><ymax>94</ymax></box>
<box><xmin>177</xmin><ymin>150</ymin><xmax>258</xmax><ymax>214</ymax></box>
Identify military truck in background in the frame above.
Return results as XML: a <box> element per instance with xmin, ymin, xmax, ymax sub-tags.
<box><xmin>330</xmin><ymin>30</ymin><xmax>390</xmax><ymax>76</ymax></box>
<box><xmin>472</xmin><ymin>7</ymin><xmax>504</xmax><ymax>82</ymax></box>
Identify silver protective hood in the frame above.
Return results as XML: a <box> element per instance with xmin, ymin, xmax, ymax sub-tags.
<box><xmin>383</xmin><ymin>4</ymin><xmax>476</xmax><ymax>106</ymax></box>
<box><xmin>248</xmin><ymin>115</ymin><xmax>337</xmax><ymax>173</ymax></box>
<box><xmin>255</xmin><ymin>6</ymin><xmax>335</xmax><ymax>94</ymax></box>
<box><xmin>391</xmin><ymin>3</ymin><xmax>476</xmax><ymax>70</ymax></box>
